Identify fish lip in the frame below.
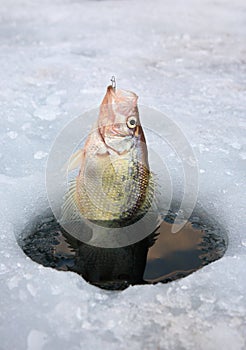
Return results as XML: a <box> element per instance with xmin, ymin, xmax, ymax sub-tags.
<box><xmin>106</xmin><ymin>85</ymin><xmax>117</xmax><ymax>100</ymax></box>
<box><xmin>106</xmin><ymin>85</ymin><xmax>138</xmax><ymax>104</ymax></box>
<box><xmin>108</xmin><ymin>85</ymin><xmax>115</xmax><ymax>93</ymax></box>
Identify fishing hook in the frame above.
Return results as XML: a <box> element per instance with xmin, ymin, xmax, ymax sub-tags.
<box><xmin>111</xmin><ymin>76</ymin><xmax>116</xmax><ymax>90</ymax></box>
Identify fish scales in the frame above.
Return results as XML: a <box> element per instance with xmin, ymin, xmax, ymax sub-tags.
<box><xmin>76</xmin><ymin>158</ymin><xmax>152</xmax><ymax>224</ymax></box>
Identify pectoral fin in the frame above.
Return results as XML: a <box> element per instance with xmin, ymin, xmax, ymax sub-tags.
<box><xmin>67</xmin><ymin>149</ymin><xmax>84</xmax><ymax>171</ymax></box>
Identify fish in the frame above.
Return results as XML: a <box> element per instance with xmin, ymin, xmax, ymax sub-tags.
<box><xmin>62</xmin><ymin>81</ymin><xmax>155</xmax><ymax>233</ymax></box>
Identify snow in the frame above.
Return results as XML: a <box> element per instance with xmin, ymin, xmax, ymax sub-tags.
<box><xmin>0</xmin><ymin>0</ymin><xmax>245</xmax><ymax>349</ymax></box>
<box><xmin>34</xmin><ymin>151</ymin><xmax>48</xmax><ymax>160</ymax></box>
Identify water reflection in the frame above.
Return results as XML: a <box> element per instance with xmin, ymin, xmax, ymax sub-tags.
<box><xmin>20</xmin><ymin>211</ymin><xmax>227</xmax><ymax>290</ymax></box>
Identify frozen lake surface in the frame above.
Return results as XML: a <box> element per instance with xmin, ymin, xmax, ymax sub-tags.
<box><xmin>0</xmin><ymin>0</ymin><xmax>245</xmax><ymax>349</ymax></box>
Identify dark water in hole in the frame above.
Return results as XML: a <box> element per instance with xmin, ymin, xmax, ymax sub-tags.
<box><xmin>19</xmin><ymin>210</ymin><xmax>227</xmax><ymax>291</ymax></box>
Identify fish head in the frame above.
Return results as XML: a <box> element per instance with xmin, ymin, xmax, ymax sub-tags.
<box><xmin>98</xmin><ymin>85</ymin><xmax>147</xmax><ymax>154</ymax></box>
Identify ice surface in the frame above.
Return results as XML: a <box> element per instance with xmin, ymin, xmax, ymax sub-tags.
<box><xmin>0</xmin><ymin>0</ymin><xmax>245</xmax><ymax>349</ymax></box>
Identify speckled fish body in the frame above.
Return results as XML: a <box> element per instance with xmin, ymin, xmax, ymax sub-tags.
<box><xmin>63</xmin><ymin>85</ymin><xmax>154</xmax><ymax>227</ymax></box>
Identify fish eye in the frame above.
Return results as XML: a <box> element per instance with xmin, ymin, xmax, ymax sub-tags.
<box><xmin>127</xmin><ymin>116</ymin><xmax>137</xmax><ymax>129</ymax></box>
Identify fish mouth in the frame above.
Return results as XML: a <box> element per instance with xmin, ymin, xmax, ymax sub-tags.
<box><xmin>107</xmin><ymin>85</ymin><xmax>116</xmax><ymax>95</ymax></box>
<box><xmin>106</xmin><ymin>85</ymin><xmax>117</xmax><ymax>104</ymax></box>
<box><xmin>103</xmin><ymin>85</ymin><xmax>138</xmax><ymax>105</ymax></box>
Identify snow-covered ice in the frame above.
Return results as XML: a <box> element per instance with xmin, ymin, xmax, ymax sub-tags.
<box><xmin>0</xmin><ymin>0</ymin><xmax>245</xmax><ymax>349</ymax></box>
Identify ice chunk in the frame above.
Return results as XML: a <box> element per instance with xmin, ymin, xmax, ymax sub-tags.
<box><xmin>34</xmin><ymin>151</ymin><xmax>48</xmax><ymax>160</ymax></box>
